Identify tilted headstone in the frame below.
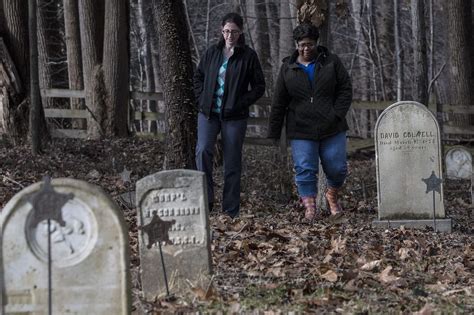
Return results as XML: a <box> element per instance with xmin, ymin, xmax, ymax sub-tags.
<box><xmin>373</xmin><ymin>101</ymin><xmax>451</xmax><ymax>232</ymax></box>
<box><xmin>0</xmin><ymin>178</ymin><xmax>131</xmax><ymax>314</ymax></box>
<box><xmin>136</xmin><ymin>170</ymin><xmax>212</xmax><ymax>299</ymax></box>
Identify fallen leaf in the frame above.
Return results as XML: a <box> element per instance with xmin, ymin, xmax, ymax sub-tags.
<box><xmin>398</xmin><ymin>247</ymin><xmax>411</xmax><ymax>260</ymax></box>
<box><xmin>190</xmin><ymin>287</ymin><xmax>208</xmax><ymax>300</ymax></box>
<box><xmin>329</xmin><ymin>236</ymin><xmax>347</xmax><ymax>254</ymax></box>
<box><xmin>360</xmin><ymin>259</ymin><xmax>382</xmax><ymax>271</ymax></box>
<box><xmin>229</xmin><ymin>302</ymin><xmax>241</xmax><ymax>313</ymax></box>
<box><xmin>425</xmin><ymin>282</ymin><xmax>448</xmax><ymax>293</ymax></box>
<box><xmin>379</xmin><ymin>266</ymin><xmax>400</xmax><ymax>283</ymax></box>
<box><xmin>413</xmin><ymin>303</ymin><xmax>435</xmax><ymax>315</ymax></box>
<box><xmin>323</xmin><ymin>254</ymin><xmax>332</xmax><ymax>263</ymax></box>
<box><xmin>321</xmin><ymin>270</ymin><xmax>338</xmax><ymax>282</ymax></box>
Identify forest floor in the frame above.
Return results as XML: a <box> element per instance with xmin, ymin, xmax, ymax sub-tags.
<box><xmin>0</xmin><ymin>137</ymin><xmax>473</xmax><ymax>314</ymax></box>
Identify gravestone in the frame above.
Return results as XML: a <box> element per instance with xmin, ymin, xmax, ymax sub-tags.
<box><xmin>0</xmin><ymin>178</ymin><xmax>131</xmax><ymax>314</ymax></box>
<box><xmin>445</xmin><ymin>147</ymin><xmax>472</xmax><ymax>180</ymax></box>
<box><xmin>136</xmin><ymin>170</ymin><xmax>212</xmax><ymax>299</ymax></box>
<box><xmin>373</xmin><ymin>101</ymin><xmax>451</xmax><ymax>232</ymax></box>
<box><xmin>445</xmin><ymin>146</ymin><xmax>473</xmax><ymax>205</ymax></box>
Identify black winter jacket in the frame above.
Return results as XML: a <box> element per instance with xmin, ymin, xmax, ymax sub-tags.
<box><xmin>194</xmin><ymin>44</ymin><xmax>265</xmax><ymax>120</ymax></box>
<box><xmin>268</xmin><ymin>46</ymin><xmax>352</xmax><ymax>140</ymax></box>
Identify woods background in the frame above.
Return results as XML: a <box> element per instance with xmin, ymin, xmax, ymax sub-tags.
<box><xmin>0</xmin><ymin>0</ymin><xmax>473</xmax><ymax>150</ymax></box>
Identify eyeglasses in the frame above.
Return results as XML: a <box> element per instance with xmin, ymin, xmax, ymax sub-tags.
<box><xmin>298</xmin><ymin>42</ymin><xmax>316</xmax><ymax>49</ymax></box>
<box><xmin>222</xmin><ymin>29</ymin><xmax>241</xmax><ymax>36</ymax></box>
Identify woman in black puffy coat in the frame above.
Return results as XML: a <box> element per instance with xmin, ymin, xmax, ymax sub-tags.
<box><xmin>268</xmin><ymin>23</ymin><xmax>352</xmax><ymax>221</ymax></box>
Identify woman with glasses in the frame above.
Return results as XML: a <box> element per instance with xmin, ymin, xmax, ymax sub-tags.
<box><xmin>268</xmin><ymin>23</ymin><xmax>352</xmax><ymax>221</ymax></box>
<box><xmin>194</xmin><ymin>12</ymin><xmax>265</xmax><ymax>218</ymax></box>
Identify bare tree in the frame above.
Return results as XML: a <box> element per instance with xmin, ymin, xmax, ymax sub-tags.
<box><xmin>79</xmin><ymin>0</ymin><xmax>104</xmax><ymax>138</ymax></box>
<box><xmin>279</xmin><ymin>0</ymin><xmax>295</xmax><ymax>62</ymax></box>
<box><xmin>138</xmin><ymin>0</ymin><xmax>158</xmax><ymax>132</ymax></box>
<box><xmin>79</xmin><ymin>0</ymin><xmax>128</xmax><ymax>138</ymax></box>
<box><xmin>1</xmin><ymin>0</ymin><xmax>29</xmax><ymax>143</ymax></box>
<box><xmin>63</xmin><ymin>0</ymin><xmax>84</xmax><ymax>128</ymax></box>
<box><xmin>394</xmin><ymin>0</ymin><xmax>403</xmax><ymax>101</ymax></box>
<box><xmin>154</xmin><ymin>0</ymin><xmax>197</xmax><ymax>169</ymax></box>
<box><xmin>103</xmin><ymin>0</ymin><xmax>129</xmax><ymax>136</ymax></box>
<box><xmin>29</xmin><ymin>0</ymin><xmax>41</xmax><ymax>154</ymax></box>
<box><xmin>374</xmin><ymin>0</ymin><xmax>394</xmax><ymax>100</ymax></box>
<box><xmin>350</xmin><ymin>0</ymin><xmax>370</xmax><ymax>101</ymax></box>
<box><xmin>246</xmin><ymin>0</ymin><xmax>272</xmax><ymax>92</ymax></box>
<box><xmin>37</xmin><ymin>0</ymin><xmax>56</xmax><ymax>109</ymax></box>
<box><xmin>266</xmin><ymin>1</ymin><xmax>280</xmax><ymax>85</ymax></box>
<box><xmin>446</xmin><ymin>0</ymin><xmax>473</xmax><ymax>105</ymax></box>
<box><xmin>411</xmin><ymin>0</ymin><xmax>428</xmax><ymax>105</ymax></box>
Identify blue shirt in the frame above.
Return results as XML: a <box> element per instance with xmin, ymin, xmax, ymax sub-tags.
<box><xmin>297</xmin><ymin>61</ymin><xmax>316</xmax><ymax>85</ymax></box>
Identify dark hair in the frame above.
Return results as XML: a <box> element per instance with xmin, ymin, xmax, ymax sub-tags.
<box><xmin>217</xmin><ymin>12</ymin><xmax>246</xmax><ymax>48</ymax></box>
<box><xmin>293</xmin><ymin>23</ymin><xmax>319</xmax><ymax>43</ymax></box>
<box><xmin>221</xmin><ymin>12</ymin><xmax>243</xmax><ymax>29</ymax></box>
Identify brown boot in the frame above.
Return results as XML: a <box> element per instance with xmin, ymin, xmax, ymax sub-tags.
<box><xmin>325</xmin><ymin>187</ymin><xmax>343</xmax><ymax>216</ymax></box>
<box><xmin>301</xmin><ymin>196</ymin><xmax>316</xmax><ymax>221</ymax></box>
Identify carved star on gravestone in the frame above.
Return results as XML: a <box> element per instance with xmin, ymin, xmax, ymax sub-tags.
<box><xmin>28</xmin><ymin>176</ymin><xmax>74</xmax><ymax>229</ymax></box>
<box><xmin>139</xmin><ymin>211</ymin><xmax>176</xmax><ymax>249</ymax></box>
<box><xmin>422</xmin><ymin>171</ymin><xmax>443</xmax><ymax>194</ymax></box>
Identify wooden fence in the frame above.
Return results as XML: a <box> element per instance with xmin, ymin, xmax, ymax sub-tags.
<box><xmin>41</xmin><ymin>89</ymin><xmax>474</xmax><ymax>144</ymax></box>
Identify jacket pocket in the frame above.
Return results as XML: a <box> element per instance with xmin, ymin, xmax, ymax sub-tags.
<box><xmin>318</xmin><ymin>107</ymin><xmax>339</xmax><ymax>133</ymax></box>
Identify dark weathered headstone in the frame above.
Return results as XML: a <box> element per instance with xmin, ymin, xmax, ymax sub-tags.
<box><xmin>136</xmin><ymin>170</ymin><xmax>212</xmax><ymax>298</ymax></box>
<box><xmin>373</xmin><ymin>101</ymin><xmax>451</xmax><ymax>232</ymax></box>
<box><xmin>0</xmin><ymin>178</ymin><xmax>131</xmax><ymax>314</ymax></box>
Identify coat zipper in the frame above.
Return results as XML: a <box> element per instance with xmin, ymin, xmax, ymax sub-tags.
<box><xmin>310</xmin><ymin>52</ymin><xmax>324</xmax><ymax>104</ymax></box>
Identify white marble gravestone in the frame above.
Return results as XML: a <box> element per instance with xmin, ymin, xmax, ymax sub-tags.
<box><xmin>373</xmin><ymin>101</ymin><xmax>451</xmax><ymax>232</ymax></box>
<box><xmin>0</xmin><ymin>178</ymin><xmax>131</xmax><ymax>314</ymax></box>
<box><xmin>445</xmin><ymin>147</ymin><xmax>472</xmax><ymax>180</ymax></box>
<box><xmin>445</xmin><ymin>146</ymin><xmax>473</xmax><ymax>206</ymax></box>
<box><xmin>136</xmin><ymin>170</ymin><xmax>211</xmax><ymax>299</ymax></box>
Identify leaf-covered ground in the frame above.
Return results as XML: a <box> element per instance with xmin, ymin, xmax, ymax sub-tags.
<box><xmin>0</xmin><ymin>137</ymin><xmax>473</xmax><ymax>314</ymax></box>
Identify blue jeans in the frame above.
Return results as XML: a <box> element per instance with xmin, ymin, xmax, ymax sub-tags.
<box><xmin>290</xmin><ymin>132</ymin><xmax>347</xmax><ymax>197</ymax></box>
<box><xmin>195</xmin><ymin>113</ymin><xmax>247</xmax><ymax>217</ymax></box>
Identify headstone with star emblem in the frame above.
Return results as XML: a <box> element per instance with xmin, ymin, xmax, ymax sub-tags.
<box><xmin>136</xmin><ymin>169</ymin><xmax>212</xmax><ymax>298</ymax></box>
<box><xmin>373</xmin><ymin>101</ymin><xmax>451</xmax><ymax>232</ymax></box>
<box><xmin>0</xmin><ymin>178</ymin><xmax>131</xmax><ymax>314</ymax></box>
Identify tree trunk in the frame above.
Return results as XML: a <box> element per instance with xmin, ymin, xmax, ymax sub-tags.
<box><xmin>1</xmin><ymin>0</ymin><xmax>29</xmax><ymax>143</ymax></box>
<box><xmin>36</xmin><ymin>0</ymin><xmax>55</xmax><ymax>110</ymax></box>
<box><xmin>374</xmin><ymin>0</ymin><xmax>394</xmax><ymax>100</ymax></box>
<box><xmin>155</xmin><ymin>0</ymin><xmax>197</xmax><ymax>170</ymax></box>
<box><xmin>247</xmin><ymin>0</ymin><xmax>272</xmax><ymax>93</ymax></box>
<box><xmin>471</xmin><ymin>2</ymin><xmax>474</xmax><ymax>84</ymax></box>
<box><xmin>151</xmin><ymin>3</ymin><xmax>162</xmax><ymax>93</ymax></box>
<box><xmin>278</xmin><ymin>0</ymin><xmax>295</xmax><ymax>62</ymax></box>
<box><xmin>350</xmin><ymin>0</ymin><xmax>370</xmax><ymax>101</ymax></box>
<box><xmin>411</xmin><ymin>0</ymin><xmax>428</xmax><ymax>105</ymax></box>
<box><xmin>394</xmin><ymin>0</ymin><xmax>403</xmax><ymax>101</ymax></box>
<box><xmin>29</xmin><ymin>0</ymin><xmax>42</xmax><ymax>154</ymax></box>
<box><xmin>316</xmin><ymin>0</ymin><xmax>330</xmax><ymax>211</ymax></box>
<box><xmin>79</xmin><ymin>0</ymin><xmax>104</xmax><ymax>138</ymax></box>
<box><xmin>139</xmin><ymin>0</ymin><xmax>157</xmax><ymax>132</ymax></box>
<box><xmin>447</xmin><ymin>0</ymin><xmax>473</xmax><ymax>105</ymax></box>
<box><xmin>63</xmin><ymin>0</ymin><xmax>85</xmax><ymax>128</ymax></box>
<box><xmin>318</xmin><ymin>0</ymin><xmax>330</xmax><ymax>48</ymax></box>
<box><xmin>266</xmin><ymin>1</ymin><xmax>280</xmax><ymax>85</ymax></box>
<box><xmin>103</xmin><ymin>0</ymin><xmax>129</xmax><ymax>137</ymax></box>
